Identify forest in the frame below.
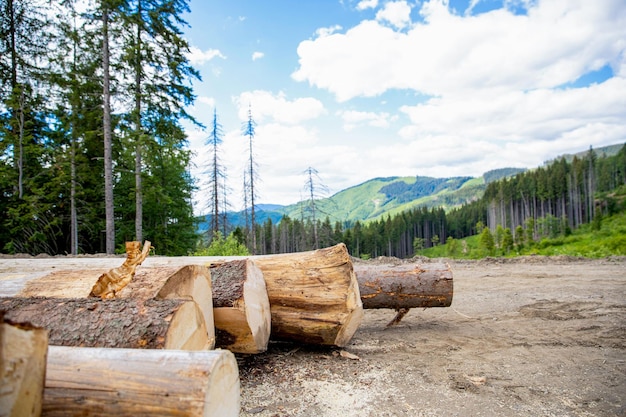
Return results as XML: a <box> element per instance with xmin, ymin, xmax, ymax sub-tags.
<box><xmin>2</xmin><ymin>2</ymin><xmax>625</xmax><ymax>258</ymax></box>
<box><xmin>249</xmin><ymin>145</ymin><xmax>626</xmax><ymax>259</ymax></box>
<box><xmin>1</xmin><ymin>0</ymin><xmax>200</xmax><ymax>255</ymax></box>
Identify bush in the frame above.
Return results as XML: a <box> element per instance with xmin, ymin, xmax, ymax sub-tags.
<box><xmin>194</xmin><ymin>231</ymin><xmax>250</xmax><ymax>256</ymax></box>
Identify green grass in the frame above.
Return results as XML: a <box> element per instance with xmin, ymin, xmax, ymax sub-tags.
<box><xmin>420</xmin><ymin>211</ymin><xmax>626</xmax><ymax>259</ymax></box>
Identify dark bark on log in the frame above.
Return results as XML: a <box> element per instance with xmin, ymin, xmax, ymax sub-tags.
<box><xmin>355</xmin><ymin>262</ymin><xmax>453</xmax><ymax>309</ymax></box>
<box><xmin>0</xmin><ymin>313</ymin><xmax>48</xmax><ymax>417</ymax></box>
<box><xmin>210</xmin><ymin>260</ymin><xmax>271</xmax><ymax>353</ymax></box>
<box><xmin>43</xmin><ymin>346</ymin><xmax>240</xmax><ymax>417</ymax></box>
<box><xmin>0</xmin><ymin>297</ymin><xmax>209</xmax><ymax>350</ymax></box>
<box><xmin>3</xmin><ymin>265</ymin><xmax>216</xmax><ymax>349</ymax></box>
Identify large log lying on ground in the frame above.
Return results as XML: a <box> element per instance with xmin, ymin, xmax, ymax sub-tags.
<box><xmin>354</xmin><ymin>262</ymin><xmax>453</xmax><ymax>309</ymax></box>
<box><xmin>44</xmin><ymin>346</ymin><xmax>240</xmax><ymax>417</ymax></box>
<box><xmin>247</xmin><ymin>243</ymin><xmax>364</xmax><ymax>347</ymax></box>
<box><xmin>0</xmin><ymin>297</ymin><xmax>210</xmax><ymax>350</ymax></box>
<box><xmin>0</xmin><ymin>314</ymin><xmax>48</xmax><ymax>417</ymax></box>
<box><xmin>2</xmin><ymin>264</ymin><xmax>216</xmax><ymax>349</ymax></box>
<box><xmin>210</xmin><ymin>259</ymin><xmax>271</xmax><ymax>354</ymax></box>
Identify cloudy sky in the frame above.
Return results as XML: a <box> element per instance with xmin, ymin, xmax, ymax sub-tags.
<box><xmin>181</xmin><ymin>0</ymin><xmax>626</xmax><ymax>213</ymax></box>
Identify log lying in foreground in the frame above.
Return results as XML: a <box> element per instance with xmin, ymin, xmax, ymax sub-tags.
<box><xmin>248</xmin><ymin>243</ymin><xmax>364</xmax><ymax>347</ymax></box>
<box><xmin>5</xmin><ymin>264</ymin><xmax>216</xmax><ymax>349</ymax></box>
<box><xmin>210</xmin><ymin>259</ymin><xmax>271</xmax><ymax>354</ymax></box>
<box><xmin>0</xmin><ymin>297</ymin><xmax>210</xmax><ymax>350</ymax></box>
<box><xmin>0</xmin><ymin>314</ymin><xmax>48</xmax><ymax>417</ymax></box>
<box><xmin>354</xmin><ymin>262</ymin><xmax>453</xmax><ymax>309</ymax></box>
<box><xmin>44</xmin><ymin>346</ymin><xmax>240</xmax><ymax>417</ymax></box>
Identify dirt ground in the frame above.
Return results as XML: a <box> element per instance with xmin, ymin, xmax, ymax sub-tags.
<box><xmin>236</xmin><ymin>256</ymin><xmax>626</xmax><ymax>417</ymax></box>
<box><xmin>1</xmin><ymin>255</ymin><xmax>624</xmax><ymax>416</ymax></box>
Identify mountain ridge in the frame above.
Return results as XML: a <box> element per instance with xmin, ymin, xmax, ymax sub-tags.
<box><xmin>197</xmin><ymin>143</ymin><xmax>624</xmax><ymax>232</ymax></box>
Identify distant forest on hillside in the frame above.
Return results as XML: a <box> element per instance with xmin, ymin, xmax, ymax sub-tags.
<box><xmin>246</xmin><ymin>145</ymin><xmax>626</xmax><ymax>259</ymax></box>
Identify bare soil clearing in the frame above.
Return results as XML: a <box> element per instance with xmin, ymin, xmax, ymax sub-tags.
<box><xmin>237</xmin><ymin>257</ymin><xmax>626</xmax><ymax>417</ymax></box>
<box><xmin>1</xmin><ymin>255</ymin><xmax>624</xmax><ymax>416</ymax></box>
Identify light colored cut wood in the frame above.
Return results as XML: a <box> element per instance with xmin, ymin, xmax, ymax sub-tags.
<box><xmin>249</xmin><ymin>244</ymin><xmax>363</xmax><ymax>347</ymax></box>
<box><xmin>0</xmin><ymin>315</ymin><xmax>48</xmax><ymax>417</ymax></box>
<box><xmin>43</xmin><ymin>346</ymin><xmax>240</xmax><ymax>417</ymax></box>
<box><xmin>210</xmin><ymin>259</ymin><xmax>271</xmax><ymax>353</ymax></box>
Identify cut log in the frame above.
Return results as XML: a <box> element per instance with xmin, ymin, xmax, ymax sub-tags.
<box><xmin>4</xmin><ymin>265</ymin><xmax>215</xmax><ymax>349</ymax></box>
<box><xmin>44</xmin><ymin>345</ymin><xmax>240</xmax><ymax>417</ymax></box>
<box><xmin>355</xmin><ymin>262</ymin><xmax>453</xmax><ymax>309</ymax></box>
<box><xmin>248</xmin><ymin>243</ymin><xmax>363</xmax><ymax>347</ymax></box>
<box><xmin>0</xmin><ymin>297</ymin><xmax>210</xmax><ymax>350</ymax></box>
<box><xmin>210</xmin><ymin>259</ymin><xmax>271</xmax><ymax>354</ymax></box>
<box><xmin>0</xmin><ymin>314</ymin><xmax>48</xmax><ymax>417</ymax></box>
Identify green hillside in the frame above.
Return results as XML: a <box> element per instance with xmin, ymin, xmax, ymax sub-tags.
<box><xmin>274</xmin><ymin>169</ymin><xmax>522</xmax><ymax>224</ymax></box>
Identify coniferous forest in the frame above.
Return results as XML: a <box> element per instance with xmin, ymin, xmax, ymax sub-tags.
<box><xmin>1</xmin><ymin>0</ymin><xmax>199</xmax><ymax>255</ymax></box>
<box><xmin>2</xmin><ymin>2</ymin><xmax>625</xmax><ymax>257</ymax></box>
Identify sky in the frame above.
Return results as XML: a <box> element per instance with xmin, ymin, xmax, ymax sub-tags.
<box><xmin>181</xmin><ymin>0</ymin><xmax>626</xmax><ymax>213</ymax></box>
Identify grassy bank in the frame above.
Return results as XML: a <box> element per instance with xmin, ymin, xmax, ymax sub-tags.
<box><xmin>421</xmin><ymin>211</ymin><xmax>626</xmax><ymax>259</ymax></box>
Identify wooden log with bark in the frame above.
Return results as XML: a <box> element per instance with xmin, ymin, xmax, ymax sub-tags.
<box><xmin>210</xmin><ymin>259</ymin><xmax>271</xmax><ymax>354</ymax></box>
<box><xmin>247</xmin><ymin>243</ymin><xmax>364</xmax><ymax>347</ymax></box>
<box><xmin>2</xmin><ymin>264</ymin><xmax>216</xmax><ymax>349</ymax></box>
<box><xmin>44</xmin><ymin>345</ymin><xmax>240</xmax><ymax>417</ymax></box>
<box><xmin>0</xmin><ymin>297</ymin><xmax>210</xmax><ymax>350</ymax></box>
<box><xmin>355</xmin><ymin>262</ymin><xmax>453</xmax><ymax>326</ymax></box>
<box><xmin>355</xmin><ymin>262</ymin><xmax>453</xmax><ymax>309</ymax></box>
<box><xmin>0</xmin><ymin>314</ymin><xmax>48</xmax><ymax>417</ymax></box>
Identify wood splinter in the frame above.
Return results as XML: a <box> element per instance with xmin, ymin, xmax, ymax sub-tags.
<box><xmin>89</xmin><ymin>240</ymin><xmax>152</xmax><ymax>299</ymax></box>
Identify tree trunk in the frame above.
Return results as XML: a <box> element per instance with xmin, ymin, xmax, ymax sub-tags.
<box><xmin>250</xmin><ymin>243</ymin><xmax>363</xmax><ymax>347</ymax></box>
<box><xmin>210</xmin><ymin>259</ymin><xmax>270</xmax><ymax>354</ymax></box>
<box><xmin>1</xmin><ymin>264</ymin><xmax>216</xmax><ymax>349</ymax></box>
<box><xmin>43</xmin><ymin>346</ymin><xmax>240</xmax><ymax>417</ymax></box>
<box><xmin>354</xmin><ymin>262</ymin><xmax>453</xmax><ymax>309</ymax></box>
<box><xmin>102</xmin><ymin>6</ymin><xmax>115</xmax><ymax>254</ymax></box>
<box><xmin>0</xmin><ymin>315</ymin><xmax>48</xmax><ymax>417</ymax></box>
<box><xmin>0</xmin><ymin>297</ymin><xmax>209</xmax><ymax>350</ymax></box>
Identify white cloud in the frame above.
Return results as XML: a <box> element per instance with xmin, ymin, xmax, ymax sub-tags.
<box><xmin>293</xmin><ymin>0</ymin><xmax>626</xmax><ymax>100</ymax></box>
<box><xmin>187</xmin><ymin>46</ymin><xmax>226</xmax><ymax>65</ymax></box>
<box><xmin>233</xmin><ymin>90</ymin><xmax>326</xmax><ymax>124</ymax></box>
<box><xmin>197</xmin><ymin>96</ymin><xmax>216</xmax><ymax>107</ymax></box>
<box><xmin>315</xmin><ymin>25</ymin><xmax>343</xmax><ymax>38</ymax></box>
<box><xmin>338</xmin><ymin>110</ymin><xmax>397</xmax><ymax>131</ymax></box>
<box><xmin>376</xmin><ymin>1</ymin><xmax>412</xmax><ymax>29</ymax></box>
<box><xmin>252</xmin><ymin>51</ymin><xmax>265</xmax><ymax>61</ymax></box>
<box><xmin>356</xmin><ymin>0</ymin><xmax>379</xmax><ymax>11</ymax></box>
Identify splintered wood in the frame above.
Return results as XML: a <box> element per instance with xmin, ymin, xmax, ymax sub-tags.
<box><xmin>0</xmin><ymin>314</ymin><xmax>48</xmax><ymax>417</ymax></box>
<box><xmin>89</xmin><ymin>240</ymin><xmax>152</xmax><ymax>299</ymax></box>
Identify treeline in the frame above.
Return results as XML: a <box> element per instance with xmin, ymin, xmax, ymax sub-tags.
<box><xmin>249</xmin><ymin>145</ymin><xmax>626</xmax><ymax>258</ymax></box>
<box><xmin>1</xmin><ymin>0</ymin><xmax>199</xmax><ymax>255</ymax></box>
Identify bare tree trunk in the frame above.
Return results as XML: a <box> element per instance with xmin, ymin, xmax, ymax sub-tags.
<box><xmin>102</xmin><ymin>6</ymin><xmax>115</xmax><ymax>254</ymax></box>
<box><xmin>134</xmin><ymin>2</ymin><xmax>143</xmax><ymax>243</ymax></box>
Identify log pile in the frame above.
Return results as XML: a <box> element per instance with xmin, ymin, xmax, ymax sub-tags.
<box><xmin>0</xmin><ymin>242</ymin><xmax>454</xmax><ymax>415</ymax></box>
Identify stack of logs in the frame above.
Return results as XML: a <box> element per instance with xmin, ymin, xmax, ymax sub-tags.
<box><xmin>0</xmin><ymin>242</ymin><xmax>452</xmax><ymax>416</ymax></box>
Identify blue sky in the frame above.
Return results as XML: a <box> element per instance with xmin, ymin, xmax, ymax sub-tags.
<box><xmin>181</xmin><ymin>0</ymin><xmax>626</xmax><ymax>213</ymax></box>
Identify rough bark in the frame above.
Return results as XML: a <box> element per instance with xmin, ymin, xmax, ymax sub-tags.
<box><xmin>354</xmin><ymin>262</ymin><xmax>453</xmax><ymax>309</ymax></box>
<box><xmin>0</xmin><ymin>314</ymin><xmax>48</xmax><ymax>417</ymax></box>
<box><xmin>1</xmin><ymin>264</ymin><xmax>215</xmax><ymax>349</ymax></box>
<box><xmin>0</xmin><ymin>297</ymin><xmax>209</xmax><ymax>350</ymax></box>
<box><xmin>43</xmin><ymin>346</ymin><xmax>240</xmax><ymax>417</ymax></box>
<box><xmin>210</xmin><ymin>259</ymin><xmax>270</xmax><ymax>354</ymax></box>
